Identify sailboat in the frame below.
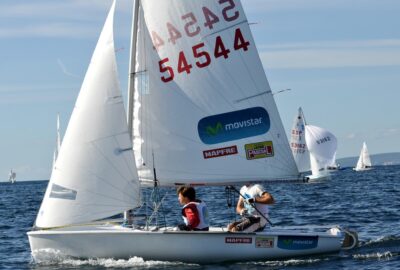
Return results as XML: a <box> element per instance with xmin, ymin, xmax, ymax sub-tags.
<box><xmin>353</xmin><ymin>142</ymin><xmax>372</xmax><ymax>171</ymax></box>
<box><xmin>8</xmin><ymin>169</ymin><xmax>16</xmax><ymax>184</ymax></box>
<box><xmin>290</xmin><ymin>107</ymin><xmax>310</xmax><ymax>173</ymax></box>
<box><xmin>290</xmin><ymin>108</ymin><xmax>338</xmax><ymax>180</ymax></box>
<box><xmin>305</xmin><ymin>125</ymin><xmax>338</xmax><ymax>180</ymax></box>
<box><xmin>28</xmin><ymin>0</ymin><xmax>357</xmax><ymax>263</ymax></box>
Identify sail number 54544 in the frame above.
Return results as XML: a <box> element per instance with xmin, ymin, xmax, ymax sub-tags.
<box><xmin>159</xmin><ymin>28</ymin><xmax>250</xmax><ymax>83</ymax></box>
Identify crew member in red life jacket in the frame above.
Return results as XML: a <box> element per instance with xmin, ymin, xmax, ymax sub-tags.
<box><xmin>177</xmin><ymin>186</ymin><xmax>209</xmax><ymax>231</ymax></box>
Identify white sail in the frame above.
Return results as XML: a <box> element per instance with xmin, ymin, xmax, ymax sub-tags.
<box><xmin>305</xmin><ymin>125</ymin><xmax>337</xmax><ymax>176</ymax></box>
<box><xmin>8</xmin><ymin>169</ymin><xmax>16</xmax><ymax>183</ymax></box>
<box><xmin>35</xmin><ymin>1</ymin><xmax>140</xmax><ymax>228</ymax></box>
<box><xmin>355</xmin><ymin>142</ymin><xmax>372</xmax><ymax>170</ymax></box>
<box><xmin>133</xmin><ymin>0</ymin><xmax>299</xmax><ymax>185</ymax></box>
<box><xmin>290</xmin><ymin>107</ymin><xmax>310</xmax><ymax>172</ymax></box>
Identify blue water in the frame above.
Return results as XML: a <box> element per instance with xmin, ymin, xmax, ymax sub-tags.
<box><xmin>0</xmin><ymin>165</ymin><xmax>399</xmax><ymax>269</ymax></box>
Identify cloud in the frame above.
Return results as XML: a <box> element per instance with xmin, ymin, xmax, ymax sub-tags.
<box><xmin>372</xmin><ymin>128</ymin><xmax>400</xmax><ymax>139</ymax></box>
<box><xmin>259</xmin><ymin>39</ymin><xmax>400</xmax><ymax>69</ymax></box>
<box><xmin>346</xmin><ymin>133</ymin><xmax>356</xmax><ymax>139</ymax></box>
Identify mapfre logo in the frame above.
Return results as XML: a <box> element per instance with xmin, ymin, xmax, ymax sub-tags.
<box><xmin>203</xmin><ymin>146</ymin><xmax>238</xmax><ymax>159</ymax></box>
<box><xmin>198</xmin><ymin>107</ymin><xmax>270</xmax><ymax>145</ymax></box>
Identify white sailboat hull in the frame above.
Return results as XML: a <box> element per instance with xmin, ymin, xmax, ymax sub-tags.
<box><xmin>28</xmin><ymin>224</ymin><xmax>343</xmax><ymax>263</ymax></box>
<box><xmin>306</xmin><ymin>173</ymin><xmax>331</xmax><ymax>181</ymax></box>
<box><xmin>353</xmin><ymin>167</ymin><xmax>373</xmax><ymax>172</ymax></box>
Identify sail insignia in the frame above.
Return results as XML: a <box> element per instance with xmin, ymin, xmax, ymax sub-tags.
<box><xmin>49</xmin><ymin>184</ymin><xmax>77</xmax><ymax>200</ymax></box>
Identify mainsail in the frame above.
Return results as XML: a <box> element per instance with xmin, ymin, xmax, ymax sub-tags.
<box><xmin>35</xmin><ymin>2</ymin><xmax>140</xmax><ymax>228</ymax></box>
<box><xmin>290</xmin><ymin>107</ymin><xmax>310</xmax><ymax>173</ymax></box>
<box><xmin>355</xmin><ymin>142</ymin><xmax>372</xmax><ymax>170</ymax></box>
<box><xmin>132</xmin><ymin>0</ymin><xmax>299</xmax><ymax>185</ymax></box>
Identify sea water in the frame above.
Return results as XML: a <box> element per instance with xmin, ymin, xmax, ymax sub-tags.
<box><xmin>0</xmin><ymin>165</ymin><xmax>399</xmax><ymax>269</ymax></box>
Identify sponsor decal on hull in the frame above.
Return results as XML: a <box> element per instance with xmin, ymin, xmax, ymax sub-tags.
<box><xmin>198</xmin><ymin>107</ymin><xmax>270</xmax><ymax>145</ymax></box>
<box><xmin>203</xmin><ymin>145</ymin><xmax>238</xmax><ymax>159</ymax></box>
<box><xmin>225</xmin><ymin>237</ymin><xmax>252</xmax><ymax>244</ymax></box>
<box><xmin>245</xmin><ymin>141</ymin><xmax>274</xmax><ymax>160</ymax></box>
<box><xmin>255</xmin><ymin>237</ymin><xmax>274</xmax><ymax>248</ymax></box>
<box><xmin>277</xmin><ymin>235</ymin><xmax>318</xmax><ymax>250</ymax></box>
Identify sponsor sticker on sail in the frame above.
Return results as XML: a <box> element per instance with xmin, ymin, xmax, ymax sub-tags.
<box><xmin>198</xmin><ymin>107</ymin><xmax>270</xmax><ymax>145</ymax></box>
<box><xmin>203</xmin><ymin>145</ymin><xmax>238</xmax><ymax>159</ymax></box>
<box><xmin>245</xmin><ymin>141</ymin><xmax>274</xmax><ymax>160</ymax></box>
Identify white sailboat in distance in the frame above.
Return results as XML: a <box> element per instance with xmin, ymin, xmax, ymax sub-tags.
<box><xmin>353</xmin><ymin>142</ymin><xmax>373</xmax><ymax>171</ymax></box>
<box><xmin>8</xmin><ymin>169</ymin><xmax>16</xmax><ymax>184</ymax></box>
<box><xmin>28</xmin><ymin>0</ymin><xmax>357</xmax><ymax>263</ymax></box>
<box><xmin>290</xmin><ymin>107</ymin><xmax>310</xmax><ymax>173</ymax></box>
<box><xmin>290</xmin><ymin>108</ymin><xmax>338</xmax><ymax>180</ymax></box>
<box><xmin>305</xmin><ymin>125</ymin><xmax>338</xmax><ymax>180</ymax></box>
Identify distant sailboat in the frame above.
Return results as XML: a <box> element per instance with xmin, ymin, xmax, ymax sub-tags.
<box><xmin>327</xmin><ymin>153</ymin><xmax>341</xmax><ymax>171</ymax></box>
<box><xmin>290</xmin><ymin>108</ymin><xmax>338</xmax><ymax>180</ymax></box>
<box><xmin>353</xmin><ymin>142</ymin><xmax>372</xmax><ymax>171</ymax></box>
<box><xmin>290</xmin><ymin>107</ymin><xmax>310</xmax><ymax>173</ymax></box>
<box><xmin>8</xmin><ymin>169</ymin><xmax>16</xmax><ymax>183</ymax></box>
<box><xmin>305</xmin><ymin>125</ymin><xmax>338</xmax><ymax>180</ymax></box>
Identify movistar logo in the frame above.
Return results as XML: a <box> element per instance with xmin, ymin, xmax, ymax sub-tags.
<box><xmin>283</xmin><ymin>239</ymin><xmax>292</xmax><ymax>245</ymax></box>
<box><xmin>278</xmin><ymin>236</ymin><xmax>318</xmax><ymax>250</ymax></box>
<box><xmin>198</xmin><ymin>107</ymin><xmax>270</xmax><ymax>145</ymax></box>
<box><xmin>206</xmin><ymin>122</ymin><xmax>223</xmax><ymax>136</ymax></box>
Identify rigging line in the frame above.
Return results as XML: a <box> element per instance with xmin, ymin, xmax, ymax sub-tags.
<box><xmin>146</xmin><ymin>190</ymin><xmax>168</xmax><ymax>226</ymax></box>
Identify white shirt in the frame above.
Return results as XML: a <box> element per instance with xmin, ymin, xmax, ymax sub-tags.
<box><xmin>240</xmin><ymin>184</ymin><xmax>270</xmax><ymax>219</ymax></box>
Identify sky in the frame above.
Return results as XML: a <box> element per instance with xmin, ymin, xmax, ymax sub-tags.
<box><xmin>1</xmin><ymin>0</ymin><xmax>399</xmax><ymax>181</ymax></box>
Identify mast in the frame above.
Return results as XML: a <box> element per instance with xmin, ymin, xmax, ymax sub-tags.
<box><xmin>125</xmin><ymin>0</ymin><xmax>140</xmax><ymax>225</ymax></box>
<box><xmin>127</xmin><ymin>0</ymin><xmax>140</xmax><ymax>137</ymax></box>
<box><xmin>300</xmin><ymin>107</ymin><xmax>307</xmax><ymax>125</ymax></box>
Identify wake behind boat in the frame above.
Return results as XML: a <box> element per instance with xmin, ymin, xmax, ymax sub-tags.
<box><xmin>28</xmin><ymin>0</ymin><xmax>357</xmax><ymax>263</ymax></box>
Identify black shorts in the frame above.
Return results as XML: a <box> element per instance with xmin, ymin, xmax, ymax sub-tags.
<box><xmin>234</xmin><ymin>216</ymin><xmax>264</xmax><ymax>232</ymax></box>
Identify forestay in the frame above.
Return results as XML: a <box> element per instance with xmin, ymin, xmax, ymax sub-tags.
<box><xmin>132</xmin><ymin>0</ymin><xmax>299</xmax><ymax>186</ymax></box>
<box><xmin>35</xmin><ymin>2</ymin><xmax>140</xmax><ymax>228</ymax></box>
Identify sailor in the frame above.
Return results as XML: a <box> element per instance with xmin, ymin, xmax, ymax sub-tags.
<box><xmin>177</xmin><ymin>186</ymin><xmax>209</xmax><ymax>231</ymax></box>
<box><xmin>227</xmin><ymin>183</ymin><xmax>274</xmax><ymax>232</ymax></box>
